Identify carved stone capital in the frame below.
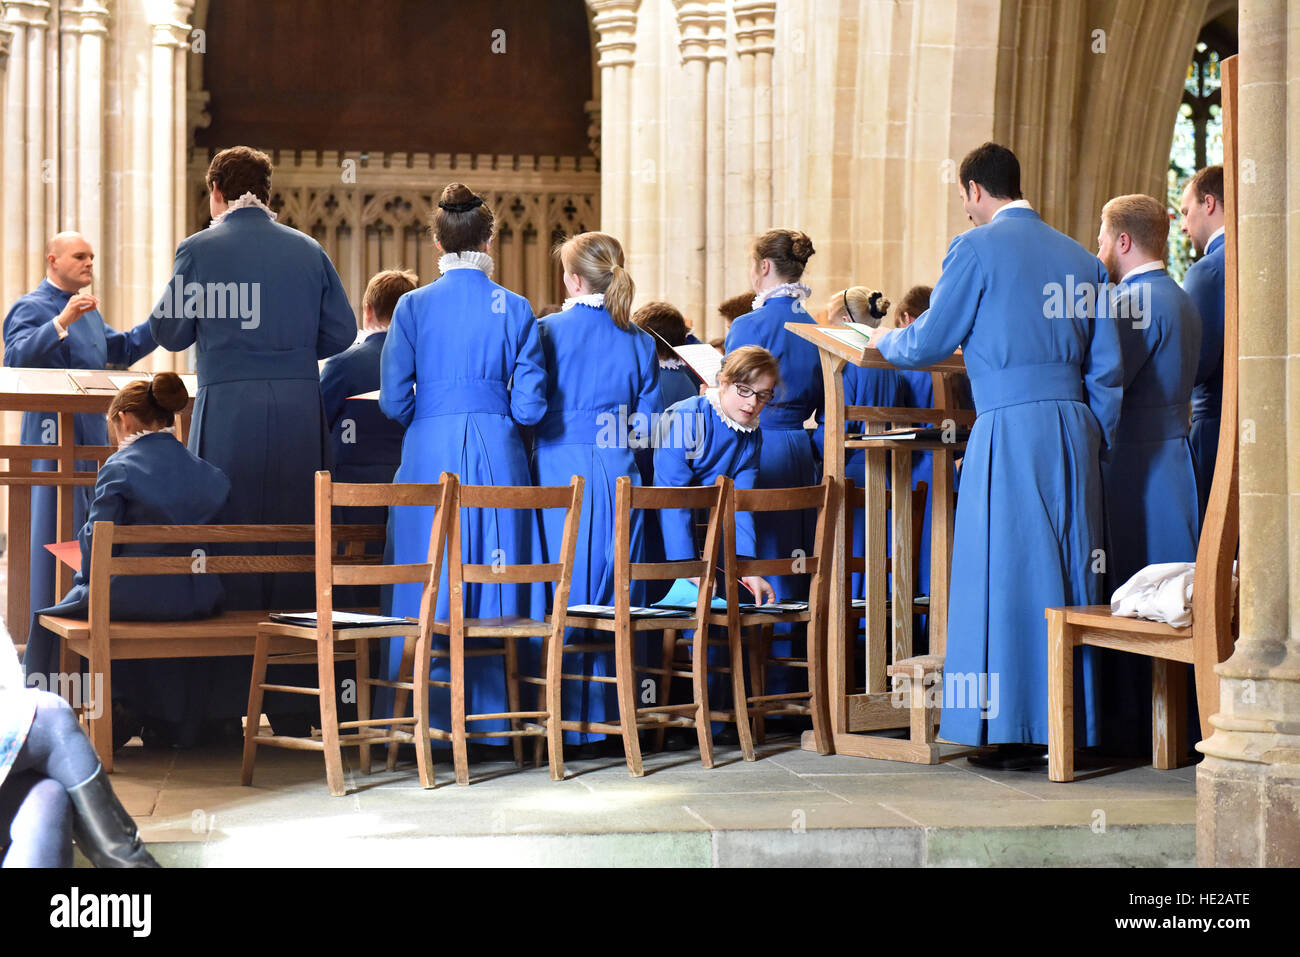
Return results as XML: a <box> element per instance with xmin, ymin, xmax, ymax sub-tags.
<box><xmin>734</xmin><ymin>0</ymin><xmax>776</xmax><ymax>57</ymax></box>
<box><xmin>148</xmin><ymin>0</ymin><xmax>193</xmax><ymax>48</ymax></box>
<box><xmin>2</xmin><ymin>1</ymin><xmax>52</xmax><ymax>30</ymax></box>
<box><xmin>0</xmin><ymin>24</ymin><xmax>13</xmax><ymax>60</ymax></box>
<box><xmin>672</xmin><ymin>0</ymin><xmax>709</xmax><ymax>63</ymax></box>
<box><xmin>589</xmin><ymin>0</ymin><xmax>640</xmax><ymax>69</ymax></box>
<box><xmin>59</xmin><ymin>0</ymin><xmax>110</xmax><ymax>37</ymax></box>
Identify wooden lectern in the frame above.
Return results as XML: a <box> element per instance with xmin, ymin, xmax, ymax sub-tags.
<box><xmin>786</xmin><ymin>324</ymin><xmax>970</xmax><ymax>762</ymax></box>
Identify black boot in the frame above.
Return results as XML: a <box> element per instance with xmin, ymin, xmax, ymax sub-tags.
<box><xmin>66</xmin><ymin>767</ymin><xmax>161</xmax><ymax>868</ymax></box>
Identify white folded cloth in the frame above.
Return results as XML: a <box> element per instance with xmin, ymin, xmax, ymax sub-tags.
<box><xmin>1110</xmin><ymin>562</ymin><xmax>1197</xmax><ymax>628</ymax></box>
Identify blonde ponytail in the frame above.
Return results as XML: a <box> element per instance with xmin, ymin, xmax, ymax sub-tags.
<box><xmin>558</xmin><ymin>231</ymin><xmax>635</xmax><ymax>329</ymax></box>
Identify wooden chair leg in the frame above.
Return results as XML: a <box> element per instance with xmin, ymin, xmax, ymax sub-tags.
<box><xmin>1046</xmin><ymin>609</ymin><xmax>1075</xmax><ymax>782</ymax></box>
<box><xmin>241</xmin><ymin>632</ymin><xmax>272</xmax><ymax>786</ymax></box>
<box><xmin>85</xmin><ymin>645</ymin><xmax>113</xmax><ymax>771</ymax></box>
<box><xmin>545</xmin><ymin>630</ymin><xmax>565</xmax><ymax>781</ymax></box>
<box><xmin>806</xmin><ymin>616</ymin><xmax>833</xmax><ymax>756</ymax></box>
<box><xmin>450</xmin><ymin>628</ymin><xmax>470</xmax><ymax>786</ymax></box>
<box><xmin>1152</xmin><ymin>658</ymin><xmax>1188</xmax><ymax>770</ymax></box>
<box><xmin>748</xmin><ymin>625</ymin><xmax>769</xmax><ymax>748</ymax></box>
<box><xmin>354</xmin><ymin>637</ymin><xmax>373</xmax><ymax>775</ymax></box>
<box><xmin>386</xmin><ymin>634</ymin><xmax>418</xmax><ymax>772</ymax></box>
<box><xmin>729</xmin><ymin>618</ymin><xmax>756</xmax><ymax>762</ymax></box>
<box><xmin>503</xmin><ymin>637</ymin><xmax>524</xmax><ymax>768</ymax></box>
<box><xmin>1192</xmin><ymin>648</ymin><xmax>1219</xmax><ymax>744</ymax></box>
<box><xmin>690</xmin><ymin>627</ymin><xmax>715</xmax><ymax>769</ymax></box>
<box><xmin>412</xmin><ymin>630</ymin><xmax>436</xmax><ymax>789</ymax></box>
<box><xmin>614</xmin><ymin>622</ymin><xmax>644</xmax><ymax>776</ymax></box>
<box><xmin>654</xmin><ymin>629</ymin><xmax>676</xmax><ymax>753</ymax></box>
<box><xmin>318</xmin><ymin>633</ymin><xmax>346</xmax><ymax>797</ymax></box>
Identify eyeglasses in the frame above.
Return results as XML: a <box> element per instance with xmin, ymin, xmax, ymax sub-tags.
<box><xmin>732</xmin><ymin>383</ymin><xmax>775</xmax><ymax>403</ymax></box>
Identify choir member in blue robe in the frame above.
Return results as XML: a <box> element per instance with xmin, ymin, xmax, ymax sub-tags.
<box><xmin>1178</xmin><ymin>166</ymin><xmax>1227</xmax><ymax>520</ymax></box>
<box><xmin>148</xmin><ymin>147</ymin><xmax>355</xmax><ymax>611</ymax></box>
<box><xmin>654</xmin><ymin>347</ymin><xmax>778</xmax><ymax>713</ymax></box>
<box><xmin>724</xmin><ymin>230</ymin><xmax>824</xmax><ymax>602</ymax></box>
<box><xmin>1095</xmin><ymin>195</ymin><xmax>1202</xmax><ymax>754</ymax></box>
<box><xmin>3</xmin><ymin>233</ymin><xmax>156</xmax><ymax>634</ymax></box>
<box><xmin>872</xmin><ymin>144</ymin><xmax>1123</xmax><ymax>763</ymax></box>
<box><xmin>24</xmin><ymin>375</ymin><xmax>232</xmax><ymax>748</ymax></box>
<box><xmin>380</xmin><ymin>183</ymin><xmax>548</xmax><ymax>744</ymax></box>
<box><xmin>631</xmin><ymin>300</ymin><xmax>700</xmax><ymax>485</ymax></box>
<box><xmin>533</xmin><ymin>231</ymin><xmax>661</xmax><ymax>745</ymax></box>
<box><xmin>148</xmin><ymin>147</ymin><xmax>355</xmax><ymax>735</ymax></box>
<box><xmin>321</xmin><ymin>270</ymin><xmax>416</xmax><ymax>648</ymax></box>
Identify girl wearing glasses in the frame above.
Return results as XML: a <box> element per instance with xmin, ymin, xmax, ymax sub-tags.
<box><xmin>654</xmin><ymin>346</ymin><xmax>779</xmax><ymax>605</ymax></box>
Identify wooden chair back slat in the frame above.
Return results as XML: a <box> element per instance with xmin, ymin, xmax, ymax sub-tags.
<box><xmin>455</xmin><ymin>483</ymin><xmax>579</xmax><ymax>510</ymax></box>
<box><xmin>333</xmin><ymin>563</ymin><xmax>433</xmax><ymax>586</ymax></box>
<box><xmin>461</xmin><ymin>563</ymin><xmax>566</xmax><ymax>585</ymax></box>
<box><xmin>629</xmin><ymin>483</ymin><xmax>729</xmax><ymax>511</ymax></box>
<box><xmin>331</xmin><ymin>483</ymin><xmax>445</xmax><ymax>508</ymax></box>
<box><xmin>737</xmin><ymin>557</ymin><xmax>818</xmax><ymax>578</ymax></box>
<box><xmin>733</xmin><ymin>484</ymin><xmax>826</xmax><ymax>512</ymax></box>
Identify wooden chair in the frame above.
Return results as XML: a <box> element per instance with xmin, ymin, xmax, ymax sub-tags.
<box><xmin>240</xmin><ymin>473</ymin><xmax>452</xmax><ymax>796</ymax></box>
<box><xmin>560</xmin><ymin>475</ymin><xmax>727</xmax><ymax>776</ymax></box>
<box><xmin>700</xmin><ymin>478</ymin><xmax>837</xmax><ymax>760</ymax></box>
<box><xmin>417</xmin><ymin>475</ymin><xmax>584</xmax><ymax>786</ymax></box>
<box><xmin>41</xmin><ymin>520</ymin><xmax>383</xmax><ymax>770</ymax></box>
<box><xmin>1045</xmin><ymin>57</ymin><xmax>1241</xmax><ymax>783</ymax></box>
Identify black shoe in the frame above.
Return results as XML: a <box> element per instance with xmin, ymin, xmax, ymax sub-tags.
<box><xmin>267</xmin><ymin>712</ymin><xmax>314</xmax><ymax>738</ymax></box>
<box><xmin>67</xmin><ymin>767</ymin><xmax>161</xmax><ymax>868</ymax></box>
<box><xmin>966</xmin><ymin>744</ymin><xmax>1048</xmax><ymax>771</ymax></box>
<box><xmin>713</xmin><ymin>725</ymin><xmax>740</xmax><ymax>746</ymax></box>
<box><xmin>111</xmin><ymin>701</ymin><xmax>143</xmax><ymax>752</ymax></box>
<box><xmin>662</xmin><ymin>729</ymin><xmax>695</xmax><ymax>752</ymax></box>
<box><xmin>199</xmin><ymin>718</ymin><xmax>244</xmax><ymax>747</ymax></box>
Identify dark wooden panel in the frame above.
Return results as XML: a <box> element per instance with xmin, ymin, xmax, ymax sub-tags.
<box><xmin>196</xmin><ymin>0</ymin><xmax>594</xmax><ymax>157</ymax></box>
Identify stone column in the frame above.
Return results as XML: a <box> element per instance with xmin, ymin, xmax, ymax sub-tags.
<box><xmin>703</xmin><ymin>0</ymin><xmax>726</xmax><ymax>330</ymax></box>
<box><xmin>743</xmin><ymin>0</ymin><xmax>775</xmax><ymax>230</ymax></box>
<box><xmin>1</xmin><ymin>2</ymin><xmax>52</xmax><ymax>311</ymax></box>
<box><xmin>589</xmin><ymin>0</ymin><xmax>639</xmax><ymax>241</ymax></box>
<box><xmin>59</xmin><ymin>1</ymin><xmax>110</xmax><ymax>257</ymax></box>
<box><xmin>1196</xmin><ymin>0</ymin><xmax>1300</xmax><ymax>867</ymax></box>
<box><xmin>147</xmin><ymin>1</ymin><xmax>193</xmax><ymax>373</ymax></box>
<box><xmin>672</xmin><ymin>0</ymin><xmax>708</xmax><ymax>328</ymax></box>
<box><xmin>729</xmin><ymin>1</ymin><xmax>757</xmax><ymax>277</ymax></box>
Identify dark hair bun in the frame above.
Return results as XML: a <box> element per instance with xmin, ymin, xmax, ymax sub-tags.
<box><xmin>790</xmin><ymin>233</ymin><xmax>815</xmax><ymax>263</ymax></box>
<box><xmin>150</xmin><ymin>372</ymin><xmax>188</xmax><ymax>413</ymax></box>
<box><xmin>440</xmin><ymin>183</ymin><xmax>474</xmax><ymax>205</ymax></box>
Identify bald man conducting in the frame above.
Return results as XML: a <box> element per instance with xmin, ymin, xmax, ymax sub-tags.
<box><xmin>3</xmin><ymin>232</ymin><xmax>157</xmax><ymax>641</ymax></box>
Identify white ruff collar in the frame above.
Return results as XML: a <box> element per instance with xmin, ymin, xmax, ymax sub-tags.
<box><xmin>209</xmin><ymin>192</ymin><xmax>277</xmax><ymax>229</ymax></box>
<box><xmin>752</xmin><ymin>282</ymin><xmax>812</xmax><ymax>311</ymax></box>
<box><xmin>659</xmin><ymin>357</ymin><xmax>685</xmax><ymax>370</ymax></box>
<box><xmin>438</xmin><ymin>251</ymin><xmax>495</xmax><ymax>277</ymax></box>
<box><xmin>116</xmin><ymin>426</ymin><xmax>177</xmax><ymax>451</ymax></box>
<box><xmin>705</xmin><ymin>387</ymin><xmax>756</xmax><ymax>433</ymax></box>
<box><xmin>562</xmin><ymin>293</ymin><xmax>605</xmax><ymax>311</ymax></box>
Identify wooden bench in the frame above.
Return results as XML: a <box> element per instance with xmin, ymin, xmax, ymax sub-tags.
<box><xmin>39</xmin><ymin>520</ymin><xmax>383</xmax><ymax>770</ymax></box>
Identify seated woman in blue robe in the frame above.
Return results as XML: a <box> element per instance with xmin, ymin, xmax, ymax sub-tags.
<box><xmin>654</xmin><ymin>346</ymin><xmax>779</xmax><ymax>714</ymax></box>
<box><xmin>532</xmin><ymin>232</ymin><xmax>661</xmax><ymax>746</ymax></box>
<box><xmin>631</xmin><ymin>300</ymin><xmax>701</xmax><ymax>485</ymax></box>
<box><xmin>380</xmin><ymin>183</ymin><xmax>548</xmax><ymax>745</ymax></box>
<box><xmin>1096</xmin><ymin>195</ymin><xmax>1203</xmax><ymax>754</ymax></box>
<box><xmin>24</xmin><ymin>374</ymin><xmax>232</xmax><ymax>748</ymax></box>
<box><xmin>724</xmin><ymin>230</ymin><xmax>823</xmax><ymax>694</ymax></box>
<box><xmin>2</xmin><ymin>232</ymin><xmax>157</xmax><ymax>637</ymax></box>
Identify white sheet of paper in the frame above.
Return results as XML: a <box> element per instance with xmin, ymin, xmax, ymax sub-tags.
<box><xmin>673</xmin><ymin>343</ymin><xmax>724</xmax><ymax>387</ymax></box>
<box><xmin>108</xmin><ymin>374</ymin><xmax>151</xmax><ymax>390</ymax></box>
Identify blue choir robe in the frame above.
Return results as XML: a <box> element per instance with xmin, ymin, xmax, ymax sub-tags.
<box><xmin>320</xmin><ymin>329</ymin><xmax>406</xmax><ymax>613</ymax></box>
<box><xmin>634</xmin><ymin>359</ymin><xmax>699</xmax><ymax>485</ymax></box>
<box><xmin>533</xmin><ymin>302</ymin><xmax>661</xmax><ymax>742</ymax></box>
<box><xmin>724</xmin><ymin>295</ymin><xmax>824</xmax><ymax>600</ymax></box>
<box><xmin>874</xmin><ymin>206</ymin><xmax>1123</xmax><ymax>746</ymax></box>
<box><xmin>3</xmin><ymin>280</ymin><xmax>156</xmax><ymax>633</ymax></box>
<box><xmin>725</xmin><ymin>295</ymin><xmax>823</xmax><ymax>695</ymax></box>
<box><xmin>321</xmin><ymin>330</ymin><xmax>405</xmax><ymax>486</ymax></box>
<box><xmin>654</xmin><ymin>392</ymin><xmax>762</xmax><ymax>563</ymax></box>
<box><xmin>24</xmin><ymin>432</ymin><xmax>232</xmax><ymax>738</ymax></box>
<box><xmin>149</xmin><ymin>207</ymin><xmax>356</xmax><ymax>613</ymax></box>
<box><xmin>380</xmin><ymin>267</ymin><xmax>548</xmax><ymax>739</ymax></box>
<box><xmin>1181</xmin><ymin>231</ymin><xmax>1225</xmax><ymax>521</ymax></box>
<box><xmin>1097</xmin><ymin>267</ymin><xmax>1202</xmax><ymax>754</ymax></box>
